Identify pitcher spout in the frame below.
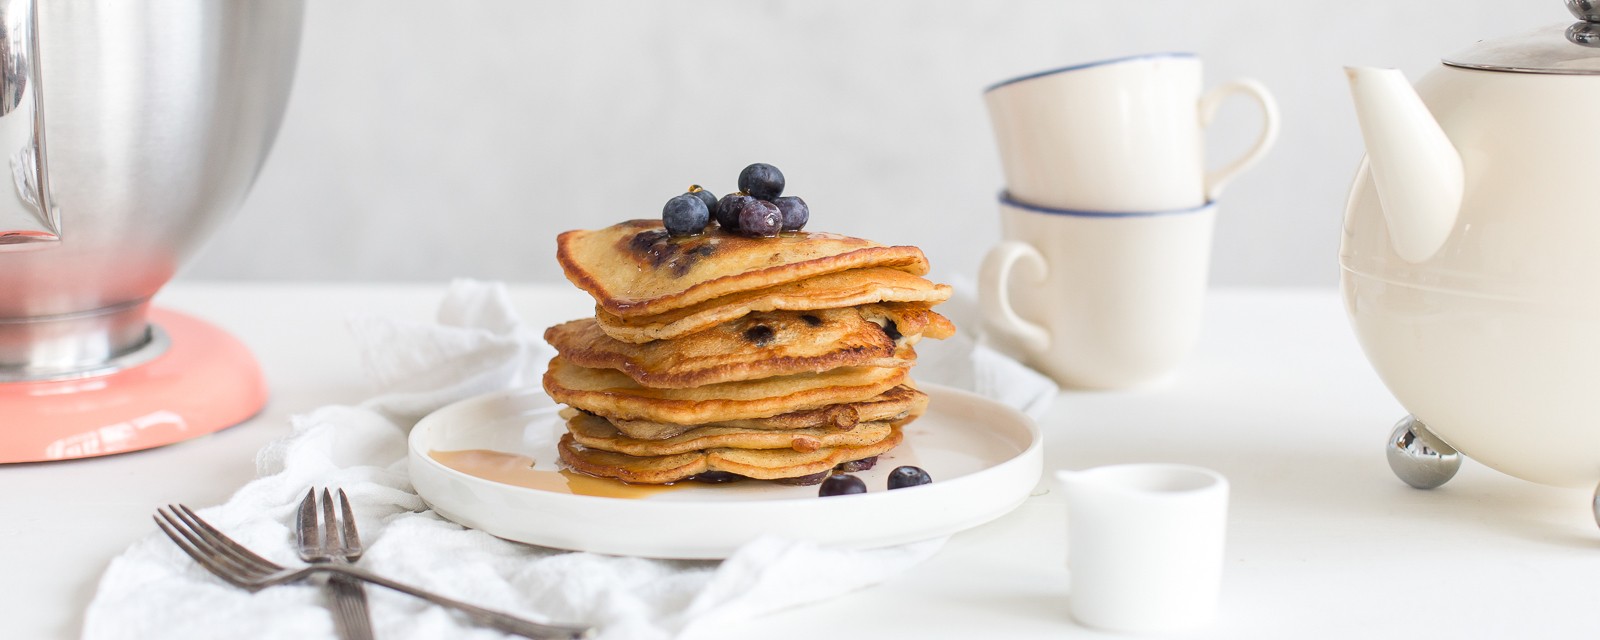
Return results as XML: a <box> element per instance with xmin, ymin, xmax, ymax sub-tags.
<box><xmin>1345</xmin><ymin>67</ymin><xmax>1463</xmax><ymax>263</ymax></box>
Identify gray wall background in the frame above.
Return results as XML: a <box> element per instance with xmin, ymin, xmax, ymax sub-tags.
<box><xmin>182</xmin><ymin>0</ymin><xmax>1556</xmax><ymax>287</ymax></box>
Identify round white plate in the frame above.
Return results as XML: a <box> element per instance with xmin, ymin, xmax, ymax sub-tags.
<box><xmin>408</xmin><ymin>383</ymin><xmax>1042</xmax><ymax>559</ymax></box>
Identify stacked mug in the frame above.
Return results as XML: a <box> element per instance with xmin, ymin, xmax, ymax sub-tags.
<box><xmin>980</xmin><ymin>53</ymin><xmax>1279</xmax><ymax>389</ymax></box>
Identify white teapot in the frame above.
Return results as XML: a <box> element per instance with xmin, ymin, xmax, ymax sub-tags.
<box><xmin>1343</xmin><ymin>1</ymin><xmax>1600</xmax><ymax>494</ymax></box>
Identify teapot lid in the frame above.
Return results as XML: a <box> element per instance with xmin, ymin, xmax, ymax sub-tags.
<box><xmin>1443</xmin><ymin>1</ymin><xmax>1600</xmax><ymax>74</ymax></box>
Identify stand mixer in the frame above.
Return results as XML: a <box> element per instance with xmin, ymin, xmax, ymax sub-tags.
<box><xmin>0</xmin><ymin>0</ymin><xmax>303</xmax><ymax>462</ymax></box>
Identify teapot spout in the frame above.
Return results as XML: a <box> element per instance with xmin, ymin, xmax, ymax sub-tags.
<box><xmin>1346</xmin><ymin>67</ymin><xmax>1462</xmax><ymax>263</ymax></box>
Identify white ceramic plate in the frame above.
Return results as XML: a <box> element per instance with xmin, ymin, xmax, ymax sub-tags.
<box><xmin>408</xmin><ymin>383</ymin><xmax>1042</xmax><ymax>559</ymax></box>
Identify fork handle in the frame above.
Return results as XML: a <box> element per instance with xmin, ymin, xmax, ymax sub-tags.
<box><xmin>317</xmin><ymin>564</ymin><xmax>592</xmax><ymax>639</ymax></box>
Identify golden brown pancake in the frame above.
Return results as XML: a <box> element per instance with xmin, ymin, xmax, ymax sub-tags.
<box><xmin>558</xmin><ymin>220</ymin><xmax>931</xmax><ymax>318</ymax></box>
<box><xmin>545</xmin><ymin>304</ymin><xmax>952</xmax><ymax>388</ymax></box>
<box><xmin>557</xmin><ymin>428</ymin><xmax>904</xmax><ymax>484</ymax></box>
<box><xmin>599</xmin><ymin>384</ymin><xmax>928</xmax><ymax>440</ymax></box>
<box><xmin>542</xmin><ymin>356</ymin><xmax>910</xmax><ymax>424</ymax></box>
<box><xmin>594</xmin><ymin>268</ymin><xmax>954</xmax><ymax>343</ymax></box>
<box><xmin>564</xmin><ymin>411</ymin><xmax>896</xmax><ymax>456</ymax></box>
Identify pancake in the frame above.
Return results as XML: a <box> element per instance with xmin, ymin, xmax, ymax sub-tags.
<box><xmin>594</xmin><ymin>268</ymin><xmax>954</xmax><ymax>343</ymax></box>
<box><xmin>542</xmin><ymin>356</ymin><xmax>909</xmax><ymax>424</ymax></box>
<box><xmin>601</xmin><ymin>384</ymin><xmax>928</xmax><ymax>440</ymax></box>
<box><xmin>564</xmin><ymin>411</ymin><xmax>896</xmax><ymax>456</ymax></box>
<box><xmin>558</xmin><ymin>220</ymin><xmax>930</xmax><ymax>318</ymax></box>
<box><xmin>557</xmin><ymin>428</ymin><xmax>904</xmax><ymax>484</ymax></box>
<box><xmin>546</xmin><ymin>304</ymin><xmax>952</xmax><ymax>388</ymax></box>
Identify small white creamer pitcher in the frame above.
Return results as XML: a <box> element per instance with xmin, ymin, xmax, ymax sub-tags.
<box><xmin>1056</xmin><ymin>464</ymin><xmax>1230</xmax><ymax>632</ymax></box>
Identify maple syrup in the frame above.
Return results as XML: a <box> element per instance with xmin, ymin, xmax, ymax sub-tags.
<box><xmin>429</xmin><ymin>449</ymin><xmax>680</xmax><ymax>499</ymax></box>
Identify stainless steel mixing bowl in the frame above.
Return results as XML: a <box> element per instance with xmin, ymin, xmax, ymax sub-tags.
<box><xmin>0</xmin><ymin>0</ymin><xmax>304</xmax><ymax>379</ymax></box>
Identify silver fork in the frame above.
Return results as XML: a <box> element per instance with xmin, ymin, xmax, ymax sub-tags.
<box><xmin>154</xmin><ymin>504</ymin><xmax>592</xmax><ymax>639</ymax></box>
<box><xmin>297</xmin><ymin>489</ymin><xmax>373</xmax><ymax>640</ymax></box>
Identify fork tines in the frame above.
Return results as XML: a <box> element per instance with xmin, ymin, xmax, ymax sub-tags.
<box><xmin>154</xmin><ymin>504</ymin><xmax>282</xmax><ymax>590</ymax></box>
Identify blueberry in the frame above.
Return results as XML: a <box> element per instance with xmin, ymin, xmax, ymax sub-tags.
<box><xmin>738</xmin><ymin>163</ymin><xmax>785</xmax><ymax>200</ymax></box>
<box><xmin>818</xmin><ymin>473</ymin><xmax>867</xmax><ymax>497</ymax></box>
<box><xmin>737</xmin><ymin>199</ymin><xmax>782</xmax><ymax>237</ymax></box>
<box><xmin>687</xmin><ymin>185</ymin><xmax>718</xmax><ymax>213</ymax></box>
<box><xmin>837</xmin><ymin>455</ymin><xmax>878</xmax><ymax>472</ymax></box>
<box><xmin>879</xmin><ymin>320</ymin><xmax>902</xmax><ymax>341</ymax></box>
<box><xmin>715</xmin><ymin>193</ymin><xmax>752</xmax><ymax>230</ymax></box>
<box><xmin>688</xmin><ymin>471</ymin><xmax>743</xmax><ymax>484</ymax></box>
<box><xmin>775</xmin><ymin>470</ymin><xmax>830</xmax><ymax>486</ymax></box>
<box><xmin>887</xmin><ymin>466</ymin><xmax>932</xmax><ymax>490</ymax></box>
<box><xmin>742</xmin><ymin>324</ymin><xmax>775</xmax><ymax>346</ymax></box>
<box><xmin>773</xmin><ymin>196</ymin><xmax>808</xmax><ymax>231</ymax></box>
<box><xmin>662</xmin><ymin>194</ymin><xmax>709</xmax><ymax>236</ymax></box>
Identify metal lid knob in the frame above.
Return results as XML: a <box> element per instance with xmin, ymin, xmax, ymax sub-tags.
<box><xmin>1570</xmin><ymin>0</ymin><xmax>1600</xmax><ymax>22</ymax></box>
<box><xmin>1444</xmin><ymin>2</ymin><xmax>1600</xmax><ymax>72</ymax></box>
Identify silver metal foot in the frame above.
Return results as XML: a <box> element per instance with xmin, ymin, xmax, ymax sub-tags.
<box><xmin>1386</xmin><ymin>415</ymin><xmax>1460</xmax><ymax>489</ymax></box>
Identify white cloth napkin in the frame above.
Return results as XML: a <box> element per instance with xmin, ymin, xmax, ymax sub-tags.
<box><xmin>83</xmin><ymin>279</ymin><xmax>1057</xmax><ymax>639</ymax></box>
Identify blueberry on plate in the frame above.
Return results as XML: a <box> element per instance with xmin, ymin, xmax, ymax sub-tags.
<box><xmin>687</xmin><ymin>185</ymin><xmax>718</xmax><ymax>213</ymax></box>
<box><xmin>738</xmin><ymin>163</ymin><xmax>785</xmax><ymax>200</ymax></box>
<box><xmin>773</xmin><ymin>196</ymin><xmax>808</xmax><ymax>231</ymax></box>
<box><xmin>737</xmin><ymin>198</ymin><xmax>782</xmax><ymax>238</ymax></box>
<box><xmin>715</xmin><ymin>193</ymin><xmax>753</xmax><ymax>230</ymax></box>
<box><xmin>887</xmin><ymin>465</ymin><xmax>932</xmax><ymax>490</ymax></box>
<box><xmin>662</xmin><ymin>193</ymin><xmax>709</xmax><ymax>236</ymax></box>
<box><xmin>818</xmin><ymin>473</ymin><xmax>867</xmax><ymax>497</ymax></box>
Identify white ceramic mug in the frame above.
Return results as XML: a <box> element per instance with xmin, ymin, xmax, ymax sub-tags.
<box><xmin>1055</xmin><ymin>464</ymin><xmax>1230</xmax><ymax>633</ymax></box>
<box><xmin>985</xmin><ymin>53</ymin><xmax>1278</xmax><ymax>211</ymax></box>
<box><xmin>979</xmin><ymin>194</ymin><xmax>1214</xmax><ymax>389</ymax></box>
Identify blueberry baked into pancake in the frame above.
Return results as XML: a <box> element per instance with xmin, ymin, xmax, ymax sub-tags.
<box><xmin>543</xmin><ymin>163</ymin><xmax>952</xmax><ymax>486</ymax></box>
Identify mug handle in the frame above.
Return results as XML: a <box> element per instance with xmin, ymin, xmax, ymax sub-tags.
<box><xmin>1198</xmin><ymin>78</ymin><xmax>1280</xmax><ymax>202</ymax></box>
<box><xmin>978</xmin><ymin>240</ymin><xmax>1051</xmax><ymax>354</ymax></box>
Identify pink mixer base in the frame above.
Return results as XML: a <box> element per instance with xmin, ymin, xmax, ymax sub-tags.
<box><xmin>0</xmin><ymin>308</ymin><xmax>267</xmax><ymax>463</ymax></box>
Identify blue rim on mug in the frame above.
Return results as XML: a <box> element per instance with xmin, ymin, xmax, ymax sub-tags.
<box><xmin>999</xmin><ymin>192</ymin><xmax>1214</xmax><ymax>218</ymax></box>
<box><xmin>984</xmin><ymin>52</ymin><xmax>1196</xmax><ymax>94</ymax></box>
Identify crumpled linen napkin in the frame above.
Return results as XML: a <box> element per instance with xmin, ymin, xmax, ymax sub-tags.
<box><xmin>83</xmin><ymin>278</ymin><xmax>1056</xmax><ymax>640</ymax></box>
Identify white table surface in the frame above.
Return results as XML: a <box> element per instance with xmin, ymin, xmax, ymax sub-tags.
<box><xmin>4</xmin><ymin>283</ymin><xmax>1598</xmax><ymax>639</ymax></box>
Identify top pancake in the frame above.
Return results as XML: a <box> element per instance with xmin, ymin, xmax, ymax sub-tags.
<box><xmin>558</xmin><ymin>220</ymin><xmax>931</xmax><ymax>318</ymax></box>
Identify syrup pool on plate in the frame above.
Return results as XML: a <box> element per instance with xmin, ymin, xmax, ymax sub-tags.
<box><xmin>429</xmin><ymin>449</ymin><xmax>679</xmax><ymax>499</ymax></box>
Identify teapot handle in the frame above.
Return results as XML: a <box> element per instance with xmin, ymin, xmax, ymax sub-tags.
<box><xmin>1199</xmin><ymin>78</ymin><xmax>1279</xmax><ymax>203</ymax></box>
<box><xmin>0</xmin><ymin>0</ymin><xmax>57</xmax><ymax>250</ymax></box>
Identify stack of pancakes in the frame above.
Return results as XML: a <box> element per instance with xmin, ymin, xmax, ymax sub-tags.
<box><xmin>543</xmin><ymin>220</ymin><xmax>954</xmax><ymax>485</ymax></box>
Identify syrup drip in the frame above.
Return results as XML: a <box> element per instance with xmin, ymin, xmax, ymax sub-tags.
<box><xmin>429</xmin><ymin>449</ymin><xmax>680</xmax><ymax>499</ymax></box>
